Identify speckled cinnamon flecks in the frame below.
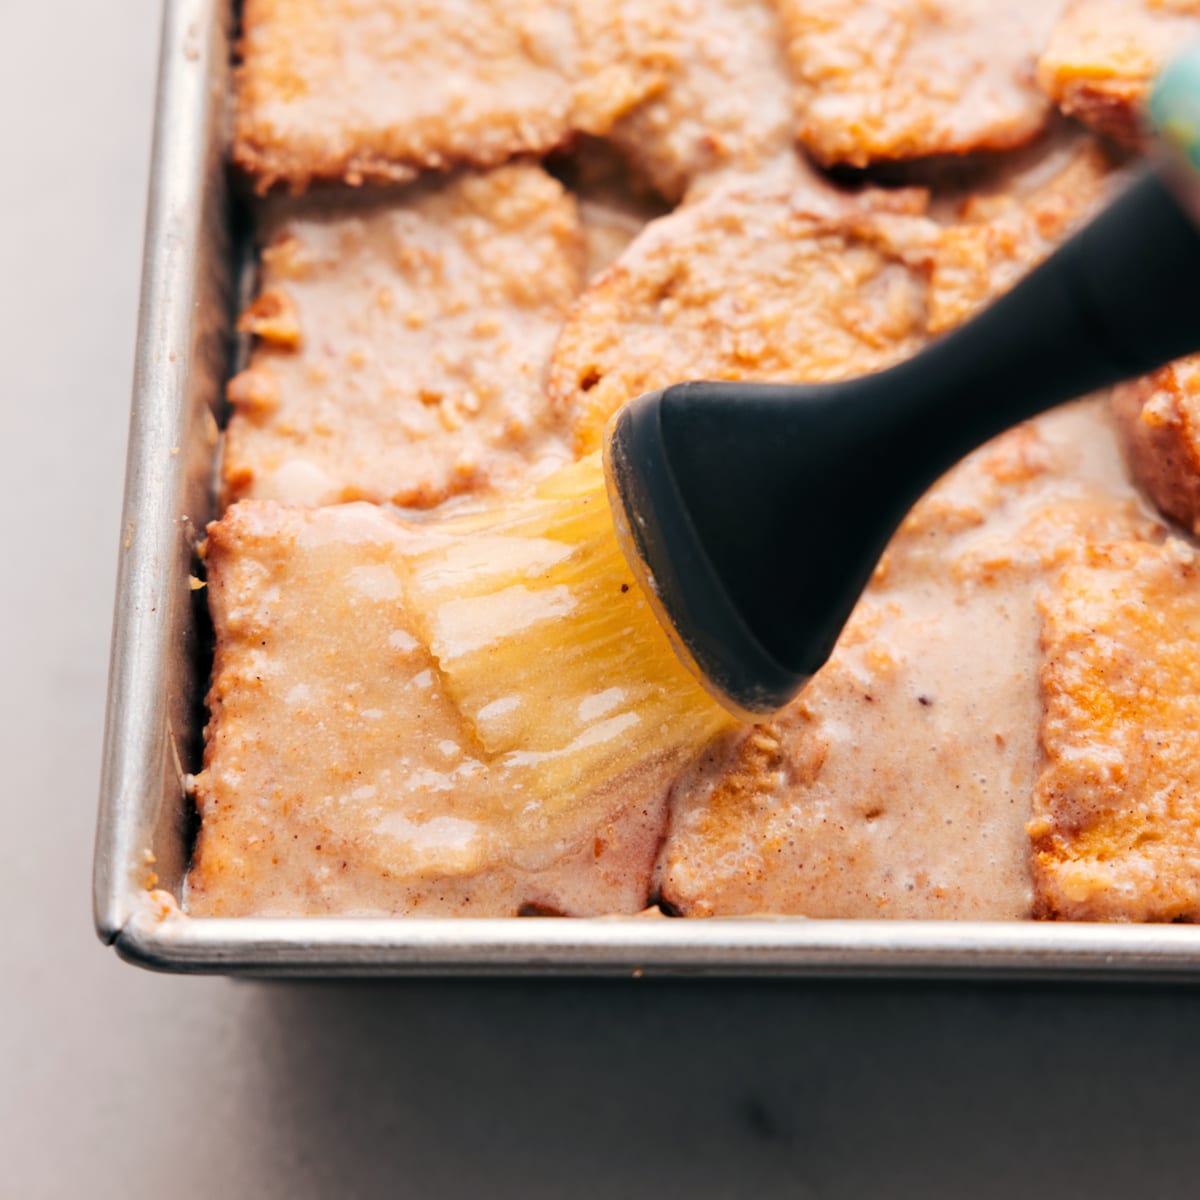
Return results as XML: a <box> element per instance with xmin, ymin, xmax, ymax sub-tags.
<box><xmin>572</xmin><ymin>0</ymin><xmax>795</xmax><ymax>201</ymax></box>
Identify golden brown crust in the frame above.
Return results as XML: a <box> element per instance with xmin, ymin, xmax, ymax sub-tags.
<box><xmin>1112</xmin><ymin>356</ymin><xmax>1200</xmax><ymax>533</ymax></box>
<box><xmin>223</xmin><ymin>165</ymin><xmax>584</xmax><ymax>510</ymax></box>
<box><xmin>1030</xmin><ymin>540</ymin><xmax>1200</xmax><ymax>921</ymax></box>
<box><xmin>236</xmin><ymin>288</ymin><xmax>302</xmax><ymax>349</ymax></box>
<box><xmin>547</xmin><ymin>175</ymin><xmax>940</xmax><ymax>454</ymax></box>
<box><xmin>234</xmin><ymin>0</ymin><xmax>578</xmax><ymax>192</ymax></box>
<box><xmin>1037</xmin><ymin>0</ymin><xmax>1200</xmax><ymax>147</ymax></box>
<box><xmin>777</xmin><ymin>0</ymin><xmax>1058</xmax><ymax>167</ymax></box>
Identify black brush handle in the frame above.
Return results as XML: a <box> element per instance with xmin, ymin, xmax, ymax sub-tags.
<box><xmin>886</xmin><ymin>168</ymin><xmax>1200</xmax><ymax>471</ymax></box>
<box><xmin>651</xmin><ymin>168</ymin><xmax>1200</xmax><ymax>708</ymax></box>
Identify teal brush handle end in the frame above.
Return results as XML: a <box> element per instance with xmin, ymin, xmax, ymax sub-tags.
<box><xmin>1151</xmin><ymin>47</ymin><xmax>1200</xmax><ymax>168</ymax></box>
<box><xmin>1150</xmin><ymin>47</ymin><xmax>1200</xmax><ymax>220</ymax></box>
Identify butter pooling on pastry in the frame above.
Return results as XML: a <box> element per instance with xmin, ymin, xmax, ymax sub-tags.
<box><xmin>402</xmin><ymin>451</ymin><xmax>738</xmax><ymax>807</ymax></box>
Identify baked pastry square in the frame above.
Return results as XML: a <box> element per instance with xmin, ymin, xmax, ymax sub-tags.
<box><xmin>1030</xmin><ymin>540</ymin><xmax>1200</xmax><ymax>921</ymax></box>
<box><xmin>927</xmin><ymin>139</ymin><xmax>1120</xmax><ymax>333</ymax></box>
<box><xmin>550</xmin><ymin>136</ymin><xmax>1123</xmax><ymax>456</ymax></box>
<box><xmin>234</xmin><ymin>0</ymin><xmax>577</xmax><ymax>191</ymax></box>
<box><xmin>223</xmin><ymin>165</ymin><xmax>584</xmax><ymax>509</ymax></box>
<box><xmin>777</xmin><ymin>0</ymin><xmax>1059</xmax><ymax>167</ymax></box>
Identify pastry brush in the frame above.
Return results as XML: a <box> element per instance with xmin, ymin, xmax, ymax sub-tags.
<box><xmin>404</xmin><ymin>164</ymin><xmax>1198</xmax><ymax>799</ymax></box>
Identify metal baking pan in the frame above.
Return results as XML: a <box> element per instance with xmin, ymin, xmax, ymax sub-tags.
<box><xmin>94</xmin><ymin>0</ymin><xmax>1200</xmax><ymax>978</ymax></box>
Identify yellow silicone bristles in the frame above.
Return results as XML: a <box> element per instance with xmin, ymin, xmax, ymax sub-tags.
<box><xmin>402</xmin><ymin>452</ymin><xmax>739</xmax><ymax>811</ymax></box>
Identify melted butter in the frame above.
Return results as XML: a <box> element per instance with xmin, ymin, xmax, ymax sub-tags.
<box><xmin>401</xmin><ymin>453</ymin><xmax>740</xmax><ymax>796</ymax></box>
<box><xmin>430</xmin><ymin>584</ymin><xmax>578</xmax><ymax>661</ymax></box>
<box><xmin>187</xmin><ymin>461</ymin><xmax>728</xmax><ymax>916</ymax></box>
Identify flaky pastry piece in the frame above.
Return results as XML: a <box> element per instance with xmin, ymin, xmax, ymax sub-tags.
<box><xmin>223</xmin><ymin>165</ymin><xmax>584</xmax><ymax>510</ymax></box>
<box><xmin>572</xmin><ymin>0</ymin><xmax>794</xmax><ymax>202</ymax></box>
<box><xmin>1038</xmin><ymin>0</ymin><xmax>1200</xmax><ymax>147</ymax></box>
<box><xmin>1030</xmin><ymin>540</ymin><xmax>1200</xmax><ymax>921</ymax></box>
<box><xmin>547</xmin><ymin>175</ymin><xmax>941</xmax><ymax>455</ymax></box>
<box><xmin>234</xmin><ymin>0</ymin><xmax>577</xmax><ymax>192</ymax></box>
<box><xmin>187</xmin><ymin>501</ymin><xmax>670</xmax><ymax>917</ymax></box>
<box><xmin>1112</xmin><ymin>355</ymin><xmax>1200</xmax><ymax>533</ymax></box>
<box><xmin>776</xmin><ymin>0</ymin><xmax>1059</xmax><ymax>167</ymax></box>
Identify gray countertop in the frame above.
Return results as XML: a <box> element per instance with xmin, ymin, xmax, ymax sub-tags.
<box><xmin>4</xmin><ymin>4</ymin><xmax>1200</xmax><ymax>1196</ymax></box>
